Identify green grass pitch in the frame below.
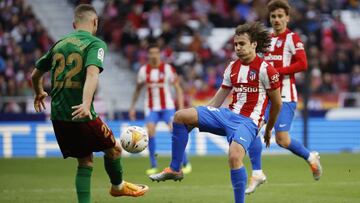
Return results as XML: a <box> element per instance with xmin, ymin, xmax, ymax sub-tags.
<box><xmin>0</xmin><ymin>153</ymin><xmax>359</xmax><ymax>203</ymax></box>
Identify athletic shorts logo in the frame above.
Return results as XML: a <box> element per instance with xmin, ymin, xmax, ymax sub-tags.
<box><xmin>279</xmin><ymin>124</ymin><xmax>287</xmax><ymax>128</ymax></box>
<box><xmin>207</xmin><ymin>106</ymin><xmax>220</xmax><ymax>112</ymax></box>
<box><xmin>239</xmin><ymin>137</ymin><xmax>247</xmax><ymax>142</ymax></box>
<box><xmin>97</xmin><ymin>48</ymin><xmax>104</xmax><ymax>62</ymax></box>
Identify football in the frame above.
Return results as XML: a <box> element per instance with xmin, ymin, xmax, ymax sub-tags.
<box><xmin>120</xmin><ymin>126</ymin><xmax>149</xmax><ymax>153</ymax></box>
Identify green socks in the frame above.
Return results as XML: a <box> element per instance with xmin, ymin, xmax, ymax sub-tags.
<box><xmin>75</xmin><ymin>157</ymin><xmax>122</xmax><ymax>203</ymax></box>
<box><xmin>75</xmin><ymin>166</ymin><xmax>93</xmax><ymax>203</ymax></box>
<box><xmin>104</xmin><ymin>156</ymin><xmax>123</xmax><ymax>185</ymax></box>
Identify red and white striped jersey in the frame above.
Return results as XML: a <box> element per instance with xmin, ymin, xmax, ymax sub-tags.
<box><xmin>264</xmin><ymin>29</ymin><xmax>307</xmax><ymax>102</ymax></box>
<box><xmin>137</xmin><ymin>62</ymin><xmax>178</xmax><ymax>111</ymax></box>
<box><xmin>222</xmin><ymin>56</ymin><xmax>280</xmax><ymax>126</ymax></box>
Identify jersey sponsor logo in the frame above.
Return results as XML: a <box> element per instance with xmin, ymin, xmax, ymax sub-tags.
<box><xmin>248</xmin><ymin>70</ymin><xmax>257</xmax><ymax>81</ymax></box>
<box><xmin>271</xmin><ymin>73</ymin><xmax>280</xmax><ymax>84</ymax></box>
<box><xmin>233</xmin><ymin>85</ymin><xmax>258</xmax><ymax>93</ymax></box>
<box><xmin>295</xmin><ymin>42</ymin><xmax>304</xmax><ymax>50</ymax></box>
<box><xmin>97</xmin><ymin>48</ymin><xmax>104</xmax><ymax>62</ymax></box>
<box><xmin>264</xmin><ymin>54</ymin><xmax>283</xmax><ymax>61</ymax></box>
<box><xmin>276</xmin><ymin>39</ymin><xmax>283</xmax><ymax>48</ymax></box>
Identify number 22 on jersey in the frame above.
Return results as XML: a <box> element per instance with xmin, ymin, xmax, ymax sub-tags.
<box><xmin>52</xmin><ymin>52</ymin><xmax>82</xmax><ymax>89</ymax></box>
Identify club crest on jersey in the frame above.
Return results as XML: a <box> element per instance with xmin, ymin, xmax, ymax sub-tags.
<box><xmin>276</xmin><ymin>39</ymin><xmax>283</xmax><ymax>48</ymax></box>
<box><xmin>248</xmin><ymin>70</ymin><xmax>257</xmax><ymax>81</ymax></box>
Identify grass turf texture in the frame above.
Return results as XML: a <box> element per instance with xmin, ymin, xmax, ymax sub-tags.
<box><xmin>0</xmin><ymin>153</ymin><xmax>359</xmax><ymax>203</ymax></box>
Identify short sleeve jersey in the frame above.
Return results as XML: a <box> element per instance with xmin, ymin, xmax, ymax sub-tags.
<box><xmin>137</xmin><ymin>62</ymin><xmax>177</xmax><ymax>111</ymax></box>
<box><xmin>35</xmin><ymin>30</ymin><xmax>107</xmax><ymax>121</ymax></box>
<box><xmin>221</xmin><ymin>56</ymin><xmax>280</xmax><ymax>126</ymax></box>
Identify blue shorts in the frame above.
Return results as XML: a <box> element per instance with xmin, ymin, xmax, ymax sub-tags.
<box><xmin>265</xmin><ymin>102</ymin><xmax>297</xmax><ymax>132</ymax></box>
<box><xmin>145</xmin><ymin>109</ymin><xmax>176</xmax><ymax>124</ymax></box>
<box><xmin>196</xmin><ymin>106</ymin><xmax>258</xmax><ymax>152</ymax></box>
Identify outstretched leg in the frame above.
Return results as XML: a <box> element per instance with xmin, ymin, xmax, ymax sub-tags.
<box><xmin>149</xmin><ymin>108</ymin><xmax>198</xmax><ymax>181</ymax></box>
<box><xmin>104</xmin><ymin>142</ymin><xmax>149</xmax><ymax>197</ymax></box>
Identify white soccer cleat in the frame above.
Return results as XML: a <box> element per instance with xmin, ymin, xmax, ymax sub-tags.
<box><xmin>308</xmin><ymin>151</ymin><xmax>322</xmax><ymax>181</ymax></box>
<box><xmin>245</xmin><ymin>173</ymin><xmax>267</xmax><ymax>195</ymax></box>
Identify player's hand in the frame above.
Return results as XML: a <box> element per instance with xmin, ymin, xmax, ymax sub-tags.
<box><xmin>71</xmin><ymin>103</ymin><xmax>92</xmax><ymax>120</ymax></box>
<box><xmin>34</xmin><ymin>91</ymin><xmax>48</xmax><ymax>112</ymax></box>
<box><xmin>264</xmin><ymin>129</ymin><xmax>272</xmax><ymax>148</ymax></box>
<box><xmin>129</xmin><ymin>108</ymin><xmax>136</xmax><ymax>121</ymax></box>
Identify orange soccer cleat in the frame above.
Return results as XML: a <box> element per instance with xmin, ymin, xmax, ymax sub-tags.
<box><xmin>110</xmin><ymin>181</ymin><xmax>149</xmax><ymax>197</ymax></box>
<box><xmin>308</xmin><ymin>151</ymin><xmax>323</xmax><ymax>181</ymax></box>
<box><xmin>149</xmin><ymin>167</ymin><xmax>184</xmax><ymax>182</ymax></box>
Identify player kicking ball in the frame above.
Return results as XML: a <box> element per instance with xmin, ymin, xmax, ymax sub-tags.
<box><xmin>150</xmin><ymin>22</ymin><xmax>282</xmax><ymax>203</ymax></box>
<box><xmin>245</xmin><ymin>0</ymin><xmax>322</xmax><ymax>195</ymax></box>
<box><xmin>31</xmin><ymin>4</ymin><xmax>148</xmax><ymax>203</ymax></box>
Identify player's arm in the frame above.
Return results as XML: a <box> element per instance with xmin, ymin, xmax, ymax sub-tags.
<box><xmin>173</xmin><ymin>78</ymin><xmax>184</xmax><ymax>110</ymax></box>
<box><xmin>31</xmin><ymin>68</ymin><xmax>48</xmax><ymax>112</ymax></box>
<box><xmin>32</xmin><ymin>50</ymin><xmax>53</xmax><ymax>113</ymax></box>
<box><xmin>276</xmin><ymin>35</ymin><xmax>308</xmax><ymax>75</ymax></box>
<box><xmin>129</xmin><ymin>82</ymin><xmax>145</xmax><ymax>120</ymax></box>
<box><xmin>72</xmin><ymin>65</ymin><xmax>99</xmax><ymax>120</ymax></box>
<box><xmin>207</xmin><ymin>86</ymin><xmax>232</xmax><ymax>108</ymax></box>
<box><xmin>276</xmin><ymin>51</ymin><xmax>307</xmax><ymax>75</ymax></box>
<box><xmin>264</xmin><ymin>88</ymin><xmax>282</xmax><ymax>147</ymax></box>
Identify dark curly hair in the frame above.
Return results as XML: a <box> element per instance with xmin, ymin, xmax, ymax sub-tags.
<box><xmin>235</xmin><ymin>22</ymin><xmax>271</xmax><ymax>54</ymax></box>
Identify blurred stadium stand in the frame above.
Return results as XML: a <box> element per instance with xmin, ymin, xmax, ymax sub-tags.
<box><xmin>0</xmin><ymin>0</ymin><xmax>359</xmax><ymax>156</ymax></box>
<box><xmin>1</xmin><ymin>0</ymin><xmax>360</xmax><ymax>118</ymax></box>
<box><xmin>93</xmin><ymin>0</ymin><xmax>360</xmax><ymax>114</ymax></box>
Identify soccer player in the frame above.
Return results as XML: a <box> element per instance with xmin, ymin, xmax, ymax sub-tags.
<box><xmin>129</xmin><ymin>44</ymin><xmax>191</xmax><ymax>175</ymax></box>
<box><xmin>31</xmin><ymin>4</ymin><xmax>148</xmax><ymax>203</ymax></box>
<box><xmin>245</xmin><ymin>0</ymin><xmax>323</xmax><ymax>194</ymax></box>
<box><xmin>150</xmin><ymin>22</ymin><xmax>282</xmax><ymax>203</ymax></box>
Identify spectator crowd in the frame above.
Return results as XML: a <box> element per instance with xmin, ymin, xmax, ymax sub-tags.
<box><xmin>96</xmin><ymin>0</ymin><xmax>360</xmax><ymax>106</ymax></box>
<box><xmin>1</xmin><ymin>0</ymin><xmax>360</xmax><ymax>113</ymax></box>
<box><xmin>0</xmin><ymin>0</ymin><xmax>53</xmax><ymax>113</ymax></box>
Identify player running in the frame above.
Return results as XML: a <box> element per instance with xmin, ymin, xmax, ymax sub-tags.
<box><xmin>245</xmin><ymin>0</ymin><xmax>323</xmax><ymax>195</ymax></box>
<box><xmin>31</xmin><ymin>4</ymin><xmax>148</xmax><ymax>203</ymax></box>
<box><xmin>129</xmin><ymin>44</ymin><xmax>191</xmax><ymax>175</ymax></box>
<box><xmin>150</xmin><ymin>22</ymin><xmax>282</xmax><ymax>203</ymax></box>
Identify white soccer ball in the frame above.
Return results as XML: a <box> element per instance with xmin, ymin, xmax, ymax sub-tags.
<box><xmin>120</xmin><ymin>126</ymin><xmax>148</xmax><ymax>153</ymax></box>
